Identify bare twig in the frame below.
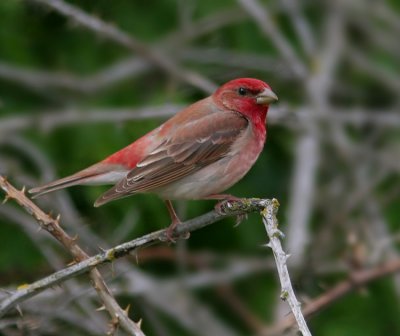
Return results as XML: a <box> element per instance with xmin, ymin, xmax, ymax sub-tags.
<box><xmin>0</xmin><ymin>205</ymin><xmax>263</xmax><ymax>318</ymax></box>
<box><xmin>0</xmin><ymin>175</ymin><xmax>144</xmax><ymax>336</ymax></box>
<box><xmin>0</xmin><ymin>178</ymin><xmax>268</xmax><ymax>318</ymax></box>
<box><xmin>285</xmin><ymin>133</ymin><xmax>318</xmax><ymax>268</ymax></box>
<box><xmin>265</xmin><ymin>257</ymin><xmax>400</xmax><ymax>335</ymax></box>
<box><xmin>281</xmin><ymin>0</ymin><xmax>316</xmax><ymax>57</ymax></box>
<box><xmin>27</xmin><ymin>0</ymin><xmax>216</xmax><ymax>93</ymax></box>
<box><xmin>261</xmin><ymin>199</ymin><xmax>311</xmax><ymax>336</ymax></box>
<box><xmin>0</xmin><ymin>8</ymin><xmax>245</xmax><ymax>96</ymax></box>
<box><xmin>347</xmin><ymin>46</ymin><xmax>400</xmax><ymax>93</ymax></box>
<box><xmin>237</xmin><ymin>0</ymin><xmax>307</xmax><ymax>78</ymax></box>
<box><xmin>4</xmin><ymin>105</ymin><xmax>400</xmax><ymax>137</ymax></box>
<box><xmin>0</xmin><ymin>105</ymin><xmax>182</xmax><ymax>134</ymax></box>
<box><xmin>0</xmin><ymin>184</ymin><xmax>311</xmax><ymax>335</ymax></box>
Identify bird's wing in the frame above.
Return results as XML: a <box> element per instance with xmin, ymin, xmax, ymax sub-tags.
<box><xmin>95</xmin><ymin>111</ymin><xmax>248</xmax><ymax>206</ymax></box>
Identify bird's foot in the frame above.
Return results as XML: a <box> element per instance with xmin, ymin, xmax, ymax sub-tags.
<box><xmin>208</xmin><ymin>194</ymin><xmax>242</xmax><ymax>215</ymax></box>
<box><xmin>206</xmin><ymin>194</ymin><xmax>246</xmax><ymax>226</ymax></box>
<box><xmin>161</xmin><ymin>200</ymin><xmax>190</xmax><ymax>242</ymax></box>
<box><xmin>161</xmin><ymin>219</ymin><xmax>190</xmax><ymax>243</ymax></box>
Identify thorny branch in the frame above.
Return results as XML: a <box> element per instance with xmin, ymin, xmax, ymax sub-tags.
<box><xmin>261</xmin><ymin>200</ymin><xmax>311</xmax><ymax>336</ymax></box>
<box><xmin>0</xmin><ymin>177</ymin><xmax>312</xmax><ymax>334</ymax></box>
<box><xmin>0</xmin><ymin>176</ymin><xmax>144</xmax><ymax>336</ymax></box>
<box><xmin>264</xmin><ymin>257</ymin><xmax>400</xmax><ymax>335</ymax></box>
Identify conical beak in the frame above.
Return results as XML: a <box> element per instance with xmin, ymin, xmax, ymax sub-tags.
<box><xmin>256</xmin><ymin>88</ymin><xmax>278</xmax><ymax>105</ymax></box>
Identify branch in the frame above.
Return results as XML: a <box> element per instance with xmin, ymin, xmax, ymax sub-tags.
<box><xmin>0</xmin><ymin>191</ymin><xmax>268</xmax><ymax>318</ymax></box>
<box><xmin>0</xmin><ymin>105</ymin><xmax>182</xmax><ymax>134</ymax></box>
<box><xmin>261</xmin><ymin>200</ymin><xmax>311</xmax><ymax>336</ymax></box>
<box><xmin>265</xmin><ymin>257</ymin><xmax>400</xmax><ymax>335</ymax></box>
<box><xmin>237</xmin><ymin>0</ymin><xmax>307</xmax><ymax>79</ymax></box>
<box><xmin>281</xmin><ymin>0</ymin><xmax>316</xmax><ymax>57</ymax></box>
<box><xmin>4</xmin><ymin>105</ymin><xmax>400</xmax><ymax>136</ymax></box>
<box><xmin>1</xmin><ymin>176</ymin><xmax>311</xmax><ymax>334</ymax></box>
<box><xmin>347</xmin><ymin>46</ymin><xmax>400</xmax><ymax>93</ymax></box>
<box><xmin>0</xmin><ymin>176</ymin><xmax>144</xmax><ymax>336</ymax></box>
<box><xmin>27</xmin><ymin>0</ymin><xmax>216</xmax><ymax>93</ymax></box>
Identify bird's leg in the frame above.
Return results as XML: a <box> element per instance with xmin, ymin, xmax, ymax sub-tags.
<box><xmin>203</xmin><ymin>194</ymin><xmax>246</xmax><ymax>226</ymax></box>
<box><xmin>164</xmin><ymin>200</ymin><xmax>189</xmax><ymax>241</ymax></box>
<box><xmin>203</xmin><ymin>194</ymin><xmax>241</xmax><ymax>211</ymax></box>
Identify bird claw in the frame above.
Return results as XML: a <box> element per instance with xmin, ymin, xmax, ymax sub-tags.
<box><xmin>214</xmin><ymin>196</ymin><xmax>241</xmax><ymax>215</ymax></box>
<box><xmin>233</xmin><ymin>213</ymin><xmax>248</xmax><ymax>227</ymax></box>
<box><xmin>214</xmin><ymin>201</ymin><xmax>226</xmax><ymax>215</ymax></box>
<box><xmin>160</xmin><ymin>231</ymin><xmax>191</xmax><ymax>243</ymax></box>
<box><xmin>160</xmin><ymin>221</ymin><xmax>190</xmax><ymax>243</ymax></box>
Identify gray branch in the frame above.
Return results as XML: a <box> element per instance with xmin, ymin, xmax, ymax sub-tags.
<box><xmin>261</xmin><ymin>199</ymin><xmax>311</xmax><ymax>336</ymax></box>
<box><xmin>27</xmin><ymin>0</ymin><xmax>217</xmax><ymax>93</ymax></box>
<box><xmin>0</xmin><ymin>198</ymin><xmax>266</xmax><ymax>318</ymax></box>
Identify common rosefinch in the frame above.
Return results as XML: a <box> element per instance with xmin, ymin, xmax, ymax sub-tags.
<box><xmin>30</xmin><ymin>78</ymin><xmax>278</xmax><ymax>237</ymax></box>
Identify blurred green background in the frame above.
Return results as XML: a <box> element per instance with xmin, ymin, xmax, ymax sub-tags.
<box><xmin>1</xmin><ymin>0</ymin><xmax>400</xmax><ymax>335</ymax></box>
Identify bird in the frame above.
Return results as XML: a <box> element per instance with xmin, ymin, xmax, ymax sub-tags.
<box><xmin>29</xmin><ymin>78</ymin><xmax>278</xmax><ymax>238</ymax></box>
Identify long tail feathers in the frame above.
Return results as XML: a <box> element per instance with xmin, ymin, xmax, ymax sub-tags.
<box><xmin>29</xmin><ymin>163</ymin><xmax>130</xmax><ymax>206</ymax></box>
<box><xmin>29</xmin><ymin>171</ymin><xmax>98</xmax><ymax>199</ymax></box>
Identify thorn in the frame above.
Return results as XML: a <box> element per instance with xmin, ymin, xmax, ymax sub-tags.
<box><xmin>16</xmin><ymin>305</ymin><xmax>23</xmax><ymax>316</ymax></box>
<box><xmin>66</xmin><ymin>260</ymin><xmax>76</xmax><ymax>267</ymax></box>
<box><xmin>21</xmin><ymin>186</ymin><xmax>26</xmax><ymax>194</ymax></box>
<box><xmin>137</xmin><ymin>318</ymin><xmax>143</xmax><ymax>329</ymax></box>
<box><xmin>2</xmin><ymin>195</ymin><xmax>10</xmax><ymax>204</ymax></box>
<box><xmin>124</xmin><ymin>304</ymin><xmax>131</xmax><ymax>315</ymax></box>
<box><xmin>261</xmin><ymin>242</ymin><xmax>272</xmax><ymax>248</ymax></box>
<box><xmin>96</xmin><ymin>305</ymin><xmax>106</xmax><ymax>311</ymax></box>
<box><xmin>98</xmin><ymin>245</ymin><xmax>107</xmax><ymax>253</ymax></box>
<box><xmin>71</xmin><ymin>234</ymin><xmax>79</xmax><ymax>242</ymax></box>
<box><xmin>55</xmin><ymin>214</ymin><xmax>61</xmax><ymax>224</ymax></box>
<box><xmin>233</xmin><ymin>213</ymin><xmax>247</xmax><ymax>227</ymax></box>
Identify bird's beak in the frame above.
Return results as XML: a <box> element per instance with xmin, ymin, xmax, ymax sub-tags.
<box><xmin>256</xmin><ymin>88</ymin><xmax>278</xmax><ymax>105</ymax></box>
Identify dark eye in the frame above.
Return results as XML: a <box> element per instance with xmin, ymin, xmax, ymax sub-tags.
<box><xmin>238</xmin><ymin>87</ymin><xmax>247</xmax><ymax>96</ymax></box>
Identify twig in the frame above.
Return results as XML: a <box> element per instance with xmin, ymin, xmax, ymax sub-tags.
<box><xmin>347</xmin><ymin>46</ymin><xmax>400</xmax><ymax>93</ymax></box>
<box><xmin>237</xmin><ymin>0</ymin><xmax>307</xmax><ymax>79</ymax></box>
<box><xmin>0</xmin><ymin>105</ymin><xmax>182</xmax><ymax>134</ymax></box>
<box><xmin>0</xmin><ymin>177</ymin><xmax>268</xmax><ymax>318</ymax></box>
<box><xmin>1</xmin><ymin>177</ymin><xmax>309</xmax><ymax>334</ymax></box>
<box><xmin>265</xmin><ymin>257</ymin><xmax>400</xmax><ymax>335</ymax></box>
<box><xmin>216</xmin><ymin>285</ymin><xmax>266</xmax><ymax>333</ymax></box>
<box><xmin>3</xmin><ymin>106</ymin><xmax>400</xmax><ymax>135</ymax></box>
<box><xmin>285</xmin><ymin>133</ymin><xmax>318</xmax><ymax>268</ymax></box>
<box><xmin>27</xmin><ymin>0</ymin><xmax>217</xmax><ymax>93</ymax></box>
<box><xmin>261</xmin><ymin>199</ymin><xmax>311</xmax><ymax>336</ymax></box>
<box><xmin>0</xmin><ymin>8</ymin><xmax>245</xmax><ymax>96</ymax></box>
<box><xmin>281</xmin><ymin>0</ymin><xmax>316</xmax><ymax>57</ymax></box>
<box><xmin>0</xmin><ymin>176</ymin><xmax>144</xmax><ymax>336</ymax></box>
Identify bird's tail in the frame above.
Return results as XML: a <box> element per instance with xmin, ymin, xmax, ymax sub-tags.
<box><xmin>29</xmin><ymin>171</ymin><xmax>97</xmax><ymax>198</ymax></box>
<box><xmin>29</xmin><ymin>163</ymin><xmax>128</xmax><ymax>200</ymax></box>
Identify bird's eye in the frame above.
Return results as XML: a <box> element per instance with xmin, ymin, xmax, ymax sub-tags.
<box><xmin>238</xmin><ymin>87</ymin><xmax>247</xmax><ymax>96</ymax></box>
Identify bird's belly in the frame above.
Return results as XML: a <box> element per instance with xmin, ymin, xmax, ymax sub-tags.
<box><xmin>153</xmin><ymin>142</ymin><xmax>263</xmax><ymax>200</ymax></box>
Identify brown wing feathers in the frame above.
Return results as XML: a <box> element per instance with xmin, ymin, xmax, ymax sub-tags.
<box><xmin>94</xmin><ymin>112</ymin><xmax>248</xmax><ymax>206</ymax></box>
